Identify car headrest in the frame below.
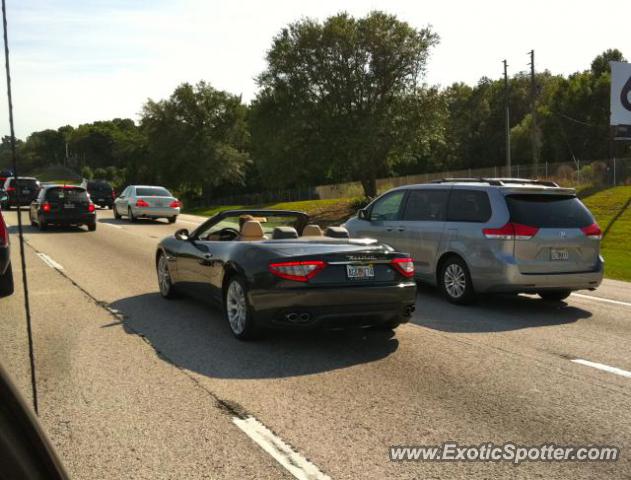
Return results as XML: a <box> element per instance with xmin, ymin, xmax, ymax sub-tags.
<box><xmin>240</xmin><ymin>220</ymin><xmax>265</xmax><ymax>241</ymax></box>
<box><xmin>302</xmin><ymin>224</ymin><xmax>323</xmax><ymax>236</ymax></box>
<box><xmin>324</xmin><ymin>226</ymin><xmax>350</xmax><ymax>239</ymax></box>
<box><xmin>272</xmin><ymin>226</ymin><xmax>298</xmax><ymax>239</ymax></box>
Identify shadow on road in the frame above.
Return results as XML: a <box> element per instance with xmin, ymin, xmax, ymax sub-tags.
<box><xmin>98</xmin><ymin>217</ymin><xmax>171</xmax><ymax>226</ymax></box>
<box><xmin>108</xmin><ymin>292</ymin><xmax>399</xmax><ymax>379</ymax></box>
<box><xmin>412</xmin><ymin>284</ymin><xmax>591</xmax><ymax>333</ymax></box>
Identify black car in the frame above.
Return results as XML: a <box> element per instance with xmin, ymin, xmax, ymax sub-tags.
<box><xmin>0</xmin><ymin>208</ymin><xmax>13</xmax><ymax>296</ymax></box>
<box><xmin>156</xmin><ymin>209</ymin><xmax>417</xmax><ymax>339</ymax></box>
<box><xmin>83</xmin><ymin>180</ymin><xmax>115</xmax><ymax>208</ymax></box>
<box><xmin>2</xmin><ymin>176</ymin><xmax>40</xmax><ymax>209</ymax></box>
<box><xmin>29</xmin><ymin>185</ymin><xmax>97</xmax><ymax>231</ymax></box>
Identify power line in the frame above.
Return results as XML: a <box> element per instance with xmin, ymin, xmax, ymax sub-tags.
<box><xmin>2</xmin><ymin>0</ymin><xmax>38</xmax><ymax>414</ymax></box>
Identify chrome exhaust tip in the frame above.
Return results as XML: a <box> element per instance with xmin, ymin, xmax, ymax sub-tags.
<box><xmin>298</xmin><ymin>312</ymin><xmax>311</xmax><ymax>323</ymax></box>
<box><xmin>286</xmin><ymin>313</ymin><xmax>299</xmax><ymax>322</ymax></box>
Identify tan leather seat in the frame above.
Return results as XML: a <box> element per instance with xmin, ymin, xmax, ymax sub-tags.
<box><xmin>302</xmin><ymin>224</ymin><xmax>323</xmax><ymax>236</ymax></box>
<box><xmin>240</xmin><ymin>220</ymin><xmax>265</xmax><ymax>241</ymax></box>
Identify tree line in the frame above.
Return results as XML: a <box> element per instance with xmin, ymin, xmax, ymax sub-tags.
<box><xmin>0</xmin><ymin>11</ymin><xmax>627</xmax><ymax>198</ymax></box>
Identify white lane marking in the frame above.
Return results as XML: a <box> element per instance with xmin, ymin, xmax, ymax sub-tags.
<box><xmin>36</xmin><ymin>253</ymin><xmax>64</xmax><ymax>270</ymax></box>
<box><xmin>571</xmin><ymin>359</ymin><xmax>631</xmax><ymax>379</ymax></box>
<box><xmin>233</xmin><ymin>416</ymin><xmax>330</xmax><ymax>480</ymax></box>
<box><xmin>102</xmin><ymin>222</ymin><xmax>123</xmax><ymax>229</ymax></box>
<box><xmin>572</xmin><ymin>293</ymin><xmax>631</xmax><ymax>308</ymax></box>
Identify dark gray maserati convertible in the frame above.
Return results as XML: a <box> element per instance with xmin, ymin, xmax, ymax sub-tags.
<box><xmin>155</xmin><ymin>209</ymin><xmax>417</xmax><ymax>339</ymax></box>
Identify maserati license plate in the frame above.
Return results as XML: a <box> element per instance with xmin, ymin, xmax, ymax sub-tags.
<box><xmin>550</xmin><ymin>248</ymin><xmax>569</xmax><ymax>261</ymax></box>
<box><xmin>346</xmin><ymin>264</ymin><xmax>374</xmax><ymax>280</ymax></box>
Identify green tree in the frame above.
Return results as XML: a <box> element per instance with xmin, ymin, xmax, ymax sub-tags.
<box><xmin>252</xmin><ymin>11</ymin><xmax>439</xmax><ymax>197</ymax></box>
<box><xmin>141</xmin><ymin>81</ymin><xmax>250</xmax><ymax>195</ymax></box>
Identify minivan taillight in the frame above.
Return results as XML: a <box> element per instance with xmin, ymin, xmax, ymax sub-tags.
<box><xmin>268</xmin><ymin>260</ymin><xmax>326</xmax><ymax>282</ymax></box>
<box><xmin>136</xmin><ymin>199</ymin><xmax>149</xmax><ymax>207</ymax></box>
<box><xmin>581</xmin><ymin>223</ymin><xmax>602</xmax><ymax>239</ymax></box>
<box><xmin>391</xmin><ymin>257</ymin><xmax>415</xmax><ymax>278</ymax></box>
<box><xmin>483</xmin><ymin>222</ymin><xmax>539</xmax><ymax>240</ymax></box>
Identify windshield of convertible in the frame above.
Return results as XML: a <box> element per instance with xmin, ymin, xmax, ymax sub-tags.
<box><xmin>196</xmin><ymin>212</ymin><xmax>305</xmax><ymax>241</ymax></box>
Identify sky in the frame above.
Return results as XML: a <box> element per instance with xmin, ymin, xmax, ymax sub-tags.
<box><xmin>0</xmin><ymin>0</ymin><xmax>628</xmax><ymax>138</ymax></box>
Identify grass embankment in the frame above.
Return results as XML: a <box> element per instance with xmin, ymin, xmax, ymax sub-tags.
<box><xmin>582</xmin><ymin>186</ymin><xmax>631</xmax><ymax>282</ymax></box>
<box><xmin>187</xmin><ymin>186</ymin><xmax>631</xmax><ymax>282</ymax></box>
<box><xmin>186</xmin><ymin>198</ymin><xmax>358</xmax><ymax>226</ymax></box>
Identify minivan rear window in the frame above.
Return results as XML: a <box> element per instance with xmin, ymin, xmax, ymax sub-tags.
<box><xmin>46</xmin><ymin>187</ymin><xmax>89</xmax><ymax>203</ymax></box>
<box><xmin>506</xmin><ymin>194</ymin><xmax>593</xmax><ymax>228</ymax></box>
<box><xmin>136</xmin><ymin>187</ymin><xmax>171</xmax><ymax>197</ymax></box>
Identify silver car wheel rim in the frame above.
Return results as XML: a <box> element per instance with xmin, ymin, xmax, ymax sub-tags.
<box><xmin>444</xmin><ymin>264</ymin><xmax>466</xmax><ymax>298</ymax></box>
<box><xmin>158</xmin><ymin>255</ymin><xmax>171</xmax><ymax>295</ymax></box>
<box><xmin>227</xmin><ymin>281</ymin><xmax>247</xmax><ymax>335</ymax></box>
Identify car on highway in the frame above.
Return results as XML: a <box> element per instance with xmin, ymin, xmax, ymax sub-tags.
<box><xmin>29</xmin><ymin>185</ymin><xmax>97</xmax><ymax>231</ymax></box>
<box><xmin>155</xmin><ymin>209</ymin><xmax>417</xmax><ymax>339</ymax></box>
<box><xmin>0</xmin><ymin>207</ymin><xmax>13</xmax><ymax>296</ymax></box>
<box><xmin>114</xmin><ymin>185</ymin><xmax>181</xmax><ymax>223</ymax></box>
<box><xmin>343</xmin><ymin>178</ymin><xmax>604</xmax><ymax>304</ymax></box>
<box><xmin>82</xmin><ymin>179</ymin><xmax>115</xmax><ymax>209</ymax></box>
<box><xmin>2</xmin><ymin>176</ymin><xmax>41</xmax><ymax>209</ymax></box>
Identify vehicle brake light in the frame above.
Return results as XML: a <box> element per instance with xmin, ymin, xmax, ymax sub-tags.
<box><xmin>0</xmin><ymin>218</ymin><xmax>7</xmax><ymax>246</ymax></box>
<box><xmin>112</xmin><ymin>190</ymin><xmax>116</xmax><ymax>199</ymax></box>
<box><xmin>391</xmin><ymin>257</ymin><xmax>415</xmax><ymax>278</ymax></box>
<box><xmin>88</xmin><ymin>203</ymin><xmax>96</xmax><ymax>213</ymax></box>
<box><xmin>169</xmin><ymin>200</ymin><xmax>182</xmax><ymax>208</ymax></box>
<box><xmin>269</xmin><ymin>260</ymin><xmax>326</xmax><ymax>282</ymax></box>
<box><xmin>42</xmin><ymin>202</ymin><xmax>51</xmax><ymax>213</ymax></box>
<box><xmin>136</xmin><ymin>199</ymin><xmax>149</xmax><ymax>207</ymax></box>
<box><xmin>7</xmin><ymin>186</ymin><xmax>15</xmax><ymax>192</ymax></box>
<box><xmin>581</xmin><ymin>222</ymin><xmax>602</xmax><ymax>239</ymax></box>
<box><xmin>483</xmin><ymin>222</ymin><xmax>539</xmax><ymax>240</ymax></box>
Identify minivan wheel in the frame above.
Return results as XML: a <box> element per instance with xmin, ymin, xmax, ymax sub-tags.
<box><xmin>439</xmin><ymin>256</ymin><xmax>475</xmax><ymax>305</ymax></box>
<box><xmin>538</xmin><ymin>290</ymin><xmax>571</xmax><ymax>301</ymax></box>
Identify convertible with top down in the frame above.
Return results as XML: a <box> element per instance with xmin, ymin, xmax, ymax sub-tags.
<box><xmin>155</xmin><ymin>209</ymin><xmax>417</xmax><ymax>339</ymax></box>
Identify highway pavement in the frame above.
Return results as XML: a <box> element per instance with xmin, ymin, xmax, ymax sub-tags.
<box><xmin>1</xmin><ymin>207</ymin><xmax>630</xmax><ymax>479</ymax></box>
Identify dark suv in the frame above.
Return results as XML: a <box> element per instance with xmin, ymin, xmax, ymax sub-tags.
<box><xmin>2</xmin><ymin>176</ymin><xmax>40</xmax><ymax>209</ymax></box>
<box><xmin>29</xmin><ymin>185</ymin><xmax>96</xmax><ymax>231</ymax></box>
<box><xmin>0</xmin><ymin>207</ymin><xmax>13</xmax><ymax>296</ymax></box>
<box><xmin>82</xmin><ymin>180</ymin><xmax>115</xmax><ymax>209</ymax></box>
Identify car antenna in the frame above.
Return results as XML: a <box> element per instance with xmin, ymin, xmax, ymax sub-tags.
<box><xmin>2</xmin><ymin>0</ymin><xmax>39</xmax><ymax>414</ymax></box>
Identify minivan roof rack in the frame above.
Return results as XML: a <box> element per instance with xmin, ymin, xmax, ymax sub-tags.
<box><xmin>430</xmin><ymin>177</ymin><xmax>560</xmax><ymax>188</ymax></box>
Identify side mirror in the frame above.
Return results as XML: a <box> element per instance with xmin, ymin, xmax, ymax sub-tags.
<box><xmin>174</xmin><ymin>228</ymin><xmax>189</xmax><ymax>241</ymax></box>
<box><xmin>357</xmin><ymin>208</ymin><xmax>369</xmax><ymax>221</ymax></box>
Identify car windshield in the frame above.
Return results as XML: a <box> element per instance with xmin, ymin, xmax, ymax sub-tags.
<box><xmin>136</xmin><ymin>187</ymin><xmax>171</xmax><ymax>197</ymax></box>
<box><xmin>198</xmin><ymin>213</ymin><xmax>304</xmax><ymax>239</ymax></box>
<box><xmin>506</xmin><ymin>194</ymin><xmax>594</xmax><ymax>228</ymax></box>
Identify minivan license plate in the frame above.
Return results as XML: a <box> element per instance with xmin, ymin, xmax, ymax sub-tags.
<box><xmin>550</xmin><ymin>248</ymin><xmax>569</xmax><ymax>261</ymax></box>
<box><xmin>346</xmin><ymin>264</ymin><xmax>374</xmax><ymax>280</ymax></box>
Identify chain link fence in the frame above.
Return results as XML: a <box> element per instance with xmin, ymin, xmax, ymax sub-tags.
<box><xmin>198</xmin><ymin>157</ymin><xmax>631</xmax><ymax>206</ymax></box>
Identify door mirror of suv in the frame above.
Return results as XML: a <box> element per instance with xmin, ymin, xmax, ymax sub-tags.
<box><xmin>357</xmin><ymin>208</ymin><xmax>369</xmax><ymax>221</ymax></box>
<box><xmin>174</xmin><ymin>228</ymin><xmax>189</xmax><ymax>241</ymax></box>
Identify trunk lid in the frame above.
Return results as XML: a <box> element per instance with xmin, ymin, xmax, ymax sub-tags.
<box><xmin>45</xmin><ymin>187</ymin><xmax>91</xmax><ymax>215</ymax></box>
<box><xmin>504</xmin><ymin>192</ymin><xmax>600</xmax><ymax>274</ymax></box>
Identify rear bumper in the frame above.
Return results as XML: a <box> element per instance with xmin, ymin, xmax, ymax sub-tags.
<box><xmin>249</xmin><ymin>282</ymin><xmax>417</xmax><ymax>329</ymax></box>
<box><xmin>40</xmin><ymin>212</ymin><xmax>96</xmax><ymax>225</ymax></box>
<box><xmin>477</xmin><ymin>257</ymin><xmax>604</xmax><ymax>293</ymax></box>
<box><xmin>132</xmin><ymin>206</ymin><xmax>179</xmax><ymax>218</ymax></box>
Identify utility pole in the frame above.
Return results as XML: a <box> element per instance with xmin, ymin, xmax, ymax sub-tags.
<box><xmin>503</xmin><ymin>59</ymin><xmax>511</xmax><ymax>174</ymax></box>
<box><xmin>528</xmin><ymin>50</ymin><xmax>539</xmax><ymax>171</ymax></box>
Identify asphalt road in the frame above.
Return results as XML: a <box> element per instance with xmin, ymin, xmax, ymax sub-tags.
<box><xmin>1</xmin><ymin>208</ymin><xmax>630</xmax><ymax>479</ymax></box>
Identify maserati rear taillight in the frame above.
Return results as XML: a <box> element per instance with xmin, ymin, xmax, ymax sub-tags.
<box><xmin>136</xmin><ymin>199</ymin><xmax>149</xmax><ymax>207</ymax></box>
<box><xmin>269</xmin><ymin>260</ymin><xmax>326</xmax><ymax>282</ymax></box>
<box><xmin>483</xmin><ymin>222</ymin><xmax>539</xmax><ymax>240</ymax></box>
<box><xmin>391</xmin><ymin>257</ymin><xmax>415</xmax><ymax>278</ymax></box>
<box><xmin>0</xmin><ymin>217</ymin><xmax>7</xmax><ymax>246</ymax></box>
<box><xmin>581</xmin><ymin>222</ymin><xmax>602</xmax><ymax>239</ymax></box>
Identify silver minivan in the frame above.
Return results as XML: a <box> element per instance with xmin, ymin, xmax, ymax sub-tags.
<box><xmin>343</xmin><ymin>178</ymin><xmax>604</xmax><ymax>304</ymax></box>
